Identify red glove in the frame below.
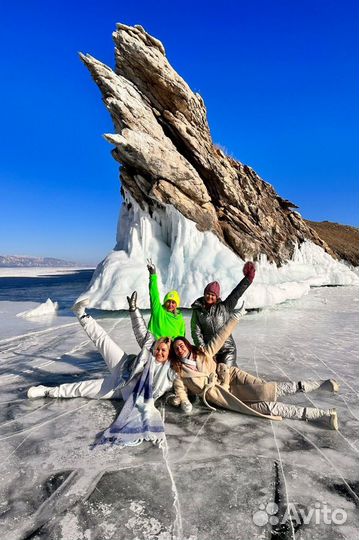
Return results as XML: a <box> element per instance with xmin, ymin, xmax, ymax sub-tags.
<box><xmin>243</xmin><ymin>261</ymin><xmax>256</xmax><ymax>283</ymax></box>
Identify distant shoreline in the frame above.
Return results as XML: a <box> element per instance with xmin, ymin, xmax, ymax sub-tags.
<box><xmin>0</xmin><ymin>267</ymin><xmax>95</xmax><ymax>278</ymax></box>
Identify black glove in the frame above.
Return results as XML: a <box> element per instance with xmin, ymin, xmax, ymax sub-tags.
<box><xmin>147</xmin><ymin>258</ymin><xmax>156</xmax><ymax>275</ymax></box>
<box><xmin>127</xmin><ymin>291</ymin><xmax>137</xmax><ymax>312</ymax></box>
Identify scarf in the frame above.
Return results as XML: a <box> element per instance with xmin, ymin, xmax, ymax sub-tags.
<box><xmin>94</xmin><ymin>355</ymin><xmax>166</xmax><ymax>448</ymax></box>
<box><xmin>180</xmin><ymin>353</ymin><xmax>198</xmax><ymax>371</ymax></box>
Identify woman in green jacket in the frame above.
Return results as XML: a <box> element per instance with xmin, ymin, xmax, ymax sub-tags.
<box><xmin>146</xmin><ymin>259</ymin><xmax>186</xmax><ymax>339</ymax></box>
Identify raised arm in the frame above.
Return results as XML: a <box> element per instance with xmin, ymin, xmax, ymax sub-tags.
<box><xmin>128</xmin><ymin>291</ymin><xmax>155</xmax><ymax>350</ymax></box>
<box><xmin>205</xmin><ymin>310</ymin><xmax>243</xmax><ymax>358</ymax></box>
<box><xmin>222</xmin><ymin>262</ymin><xmax>256</xmax><ymax>312</ymax></box>
<box><xmin>191</xmin><ymin>310</ymin><xmax>205</xmax><ymax>347</ymax></box>
<box><xmin>147</xmin><ymin>260</ymin><xmax>162</xmax><ymax>312</ymax></box>
<box><xmin>130</xmin><ymin>309</ymin><xmax>149</xmax><ymax>348</ymax></box>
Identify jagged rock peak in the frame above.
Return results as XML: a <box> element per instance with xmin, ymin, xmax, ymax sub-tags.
<box><xmin>115</xmin><ymin>23</ymin><xmax>166</xmax><ymax>56</ymax></box>
<box><xmin>80</xmin><ymin>24</ymin><xmax>333</xmax><ymax>264</ymax></box>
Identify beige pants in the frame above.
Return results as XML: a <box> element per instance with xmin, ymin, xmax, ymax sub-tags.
<box><xmin>249</xmin><ymin>401</ymin><xmax>331</xmax><ymax>420</ymax></box>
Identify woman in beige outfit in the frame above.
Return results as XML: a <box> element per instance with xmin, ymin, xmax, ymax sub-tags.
<box><xmin>171</xmin><ymin>310</ymin><xmax>339</xmax><ymax>430</ymax></box>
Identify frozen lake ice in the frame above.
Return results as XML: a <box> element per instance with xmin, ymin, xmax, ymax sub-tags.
<box><xmin>0</xmin><ymin>270</ymin><xmax>358</xmax><ymax>539</ymax></box>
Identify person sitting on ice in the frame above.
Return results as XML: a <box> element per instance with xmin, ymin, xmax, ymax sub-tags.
<box><xmin>190</xmin><ymin>261</ymin><xmax>256</xmax><ymax>366</ymax></box>
<box><xmin>171</xmin><ymin>308</ymin><xmax>340</xmax><ymax>429</ymax></box>
<box><xmin>146</xmin><ymin>258</ymin><xmax>186</xmax><ymax>339</ymax></box>
<box><xmin>27</xmin><ymin>297</ymin><xmax>177</xmax><ymax>447</ymax></box>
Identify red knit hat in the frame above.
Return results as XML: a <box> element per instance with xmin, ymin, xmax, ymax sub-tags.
<box><xmin>204</xmin><ymin>281</ymin><xmax>220</xmax><ymax>297</ymax></box>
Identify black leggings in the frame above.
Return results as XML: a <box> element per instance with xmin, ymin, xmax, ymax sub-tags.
<box><xmin>215</xmin><ymin>349</ymin><xmax>237</xmax><ymax>367</ymax></box>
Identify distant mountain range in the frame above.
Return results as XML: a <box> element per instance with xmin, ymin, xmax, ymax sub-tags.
<box><xmin>0</xmin><ymin>255</ymin><xmax>78</xmax><ymax>268</ymax></box>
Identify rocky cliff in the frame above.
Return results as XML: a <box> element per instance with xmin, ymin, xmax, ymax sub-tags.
<box><xmin>80</xmin><ymin>23</ymin><xmax>332</xmax><ymax>265</ymax></box>
<box><xmin>306</xmin><ymin>221</ymin><xmax>359</xmax><ymax>266</ymax></box>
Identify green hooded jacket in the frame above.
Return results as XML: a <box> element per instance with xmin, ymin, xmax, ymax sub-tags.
<box><xmin>148</xmin><ymin>274</ymin><xmax>186</xmax><ymax>339</ymax></box>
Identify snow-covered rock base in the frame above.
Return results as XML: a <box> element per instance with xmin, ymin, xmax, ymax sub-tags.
<box><xmin>80</xmin><ymin>196</ymin><xmax>359</xmax><ymax>310</ymax></box>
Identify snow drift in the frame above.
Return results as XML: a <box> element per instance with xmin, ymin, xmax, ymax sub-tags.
<box><xmin>78</xmin><ymin>195</ymin><xmax>359</xmax><ymax>310</ymax></box>
<box><xmin>16</xmin><ymin>298</ymin><xmax>59</xmax><ymax>318</ymax></box>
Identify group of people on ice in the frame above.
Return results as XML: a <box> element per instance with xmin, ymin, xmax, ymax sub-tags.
<box><xmin>28</xmin><ymin>260</ymin><xmax>340</xmax><ymax>446</ymax></box>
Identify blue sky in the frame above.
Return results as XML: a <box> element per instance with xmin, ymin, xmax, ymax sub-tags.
<box><xmin>0</xmin><ymin>0</ymin><xmax>357</xmax><ymax>264</ymax></box>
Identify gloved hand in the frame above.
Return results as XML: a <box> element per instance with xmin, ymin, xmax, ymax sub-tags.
<box><xmin>181</xmin><ymin>400</ymin><xmax>193</xmax><ymax>414</ymax></box>
<box><xmin>147</xmin><ymin>258</ymin><xmax>156</xmax><ymax>275</ymax></box>
<box><xmin>167</xmin><ymin>394</ymin><xmax>181</xmax><ymax>407</ymax></box>
<box><xmin>216</xmin><ymin>363</ymin><xmax>230</xmax><ymax>390</ymax></box>
<box><xmin>127</xmin><ymin>291</ymin><xmax>137</xmax><ymax>312</ymax></box>
<box><xmin>243</xmin><ymin>261</ymin><xmax>256</xmax><ymax>283</ymax></box>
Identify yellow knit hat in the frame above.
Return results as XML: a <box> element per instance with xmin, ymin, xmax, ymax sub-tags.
<box><xmin>163</xmin><ymin>290</ymin><xmax>180</xmax><ymax>307</ymax></box>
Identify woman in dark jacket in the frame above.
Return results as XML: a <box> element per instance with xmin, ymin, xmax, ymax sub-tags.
<box><xmin>190</xmin><ymin>262</ymin><xmax>255</xmax><ymax>366</ymax></box>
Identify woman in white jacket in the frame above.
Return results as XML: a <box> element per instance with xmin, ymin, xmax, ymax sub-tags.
<box><xmin>27</xmin><ymin>297</ymin><xmax>176</xmax><ymax>402</ymax></box>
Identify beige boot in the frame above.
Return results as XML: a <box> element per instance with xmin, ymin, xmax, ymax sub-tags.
<box><xmin>321</xmin><ymin>379</ymin><xmax>340</xmax><ymax>393</ymax></box>
<box><xmin>329</xmin><ymin>409</ymin><xmax>339</xmax><ymax>430</ymax></box>
<box><xmin>304</xmin><ymin>407</ymin><xmax>339</xmax><ymax>431</ymax></box>
<box><xmin>300</xmin><ymin>379</ymin><xmax>340</xmax><ymax>393</ymax></box>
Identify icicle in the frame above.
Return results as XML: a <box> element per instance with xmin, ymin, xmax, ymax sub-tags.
<box><xmin>80</xmin><ymin>191</ymin><xmax>359</xmax><ymax>310</ymax></box>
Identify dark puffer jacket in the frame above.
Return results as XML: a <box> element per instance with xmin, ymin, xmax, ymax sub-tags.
<box><xmin>190</xmin><ymin>276</ymin><xmax>251</xmax><ymax>366</ymax></box>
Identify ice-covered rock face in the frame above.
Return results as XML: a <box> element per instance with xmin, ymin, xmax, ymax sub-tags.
<box><xmin>80</xmin><ymin>194</ymin><xmax>358</xmax><ymax>310</ymax></box>
<box><xmin>80</xmin><ymin>23</ymin><xmax>333</xmax><ymax>265</ymax></box>
<box><xmin>77</xmin><ymin>23</ymin><xmax>358</xmax><ymax>309</ymax></box>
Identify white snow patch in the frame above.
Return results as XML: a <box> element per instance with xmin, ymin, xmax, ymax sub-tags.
<box><xmin>16</xmin><ymin>298</ymin><xmax>59</xmax><ymax>318</ymax></box>
<box><xmin>78</xmin><ymin>195</ymin><xmax>359</xmax><ymax>310</ymax></box>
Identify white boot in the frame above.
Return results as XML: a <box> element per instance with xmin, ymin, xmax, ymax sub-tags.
<box><xmin>300</xmin><ymin>379</ymin><xmax>340</xmax><ymax>393</ymax></box>
<box><xmin>71</xmin><ymin>298</ymin><xmax>90</xmax><ymax>319</ymax></box>
<box><xmin>27</xmin><ymin>385</ymin><xmax>52</xmax><ymax>399</ymax></box>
